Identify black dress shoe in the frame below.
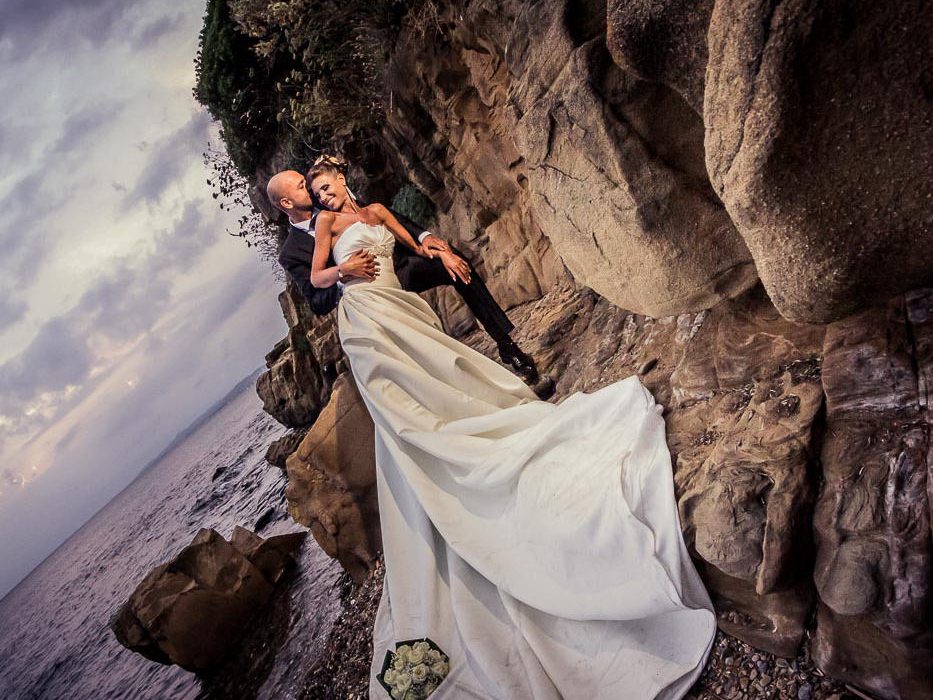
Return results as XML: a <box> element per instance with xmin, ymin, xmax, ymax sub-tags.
<box><xmin>498</xmin><ymin>341</ymin><xmax>539</xmax><ymax>384</ymax></box>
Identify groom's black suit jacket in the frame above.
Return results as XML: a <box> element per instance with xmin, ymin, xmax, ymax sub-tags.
<box><xmin>277</xmin><ymin>207</ymin><xmax>514</xmax><ymax>343</ymax></box>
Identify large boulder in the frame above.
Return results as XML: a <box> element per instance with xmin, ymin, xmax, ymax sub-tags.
<box><xmin>704</xmin><ymin>0</ymin><xmax>933</xmax><ymax>322</ymax></box>
<box><xmin>606</xmin><ymin>0</ymin><xmax>933</xmax><ymax>323</ymax></box>
<box><xmin>285</xmin><ymin>373</ymin><xmax>381</xmax><ymax>582</ymax></box>
<box><xmin>811</xmin><ymin>290</ymin><xmax>933</xmax><ymax>699</ymax></box>
<box><xmin>508</xmin><ymin>3</ymin><xmax>759</xmax><ymax>317</ymax></box>
<box><xmin>110</xmin><ymin>527</ymin><xmax>305</xmax><ymax>671</ymax></box>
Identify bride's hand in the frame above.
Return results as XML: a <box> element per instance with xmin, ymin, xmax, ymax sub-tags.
<box><xmin>439</xmin><ymin>250</ymin><xmax>471</xmax><ymax>284</ymax></box>
<box><xmin>421</xmin><ymin>234</ymin><xmax>449</xmax><ymax>258</ymax></box>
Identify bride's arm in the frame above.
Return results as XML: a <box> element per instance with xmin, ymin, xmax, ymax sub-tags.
<box><xmin>370</xmin><ymin>203</ymin><xmax>426</xmax><ymax>256</ymax></box>
<box><xmin>310</xmin><ymin>212</ymin><xmax>342</xmax><ymax>288</ymax></box>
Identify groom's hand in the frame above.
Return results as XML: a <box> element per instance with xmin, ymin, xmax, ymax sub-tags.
<box><xmin>339</xmin><ymin>250</ymin><xmax>379</xmax><ymax>281</ymax></box>
<box><xmin>421</xmin><ymin>234</ymin><xmax>449</xmax><ymax>258</ymax></box>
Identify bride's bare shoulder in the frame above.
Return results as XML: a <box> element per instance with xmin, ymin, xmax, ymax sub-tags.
<box><xmin>363</xmin><ymin>202</ymin><xmax>388</xmax><ymax>219</ymax></box>
<box><xmin>316</xmin><ymin>210</ymin><xmax>337</xmax><ymax>227</ymax></box>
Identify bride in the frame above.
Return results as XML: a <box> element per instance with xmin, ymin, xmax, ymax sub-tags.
<box><xmin>305</xmin><ymin>159</ymin><xmax>716</xmax><ymax>699</ymax></box>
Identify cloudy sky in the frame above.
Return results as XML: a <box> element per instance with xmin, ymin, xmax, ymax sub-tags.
<box><xmin>0</xmin><ymin>1</ymin><xmax>287</xmax><ymax>596</ymax></box>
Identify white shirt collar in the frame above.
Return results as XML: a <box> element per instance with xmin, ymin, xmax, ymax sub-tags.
<box><xmin>292</xmin><ymin>216</ymin><xmax>315</xmax><ymax>234</ymax></box>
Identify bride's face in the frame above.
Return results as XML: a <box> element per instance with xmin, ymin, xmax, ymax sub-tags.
<box><xmin>310</xmin><ymin>172</ymin><xmax>348</xmax><ymax>211</ymax></box>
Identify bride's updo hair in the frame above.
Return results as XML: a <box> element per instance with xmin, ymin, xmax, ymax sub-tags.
<box><xmin>306</xmin><ymin>153</ymin><xmax>348</xmax><ymax>183</ymax></box>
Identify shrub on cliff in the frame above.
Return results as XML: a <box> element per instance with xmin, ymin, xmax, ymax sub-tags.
<box><xmin>194</xmin><ymin>0</ymin><xmax>278</xmax><ymax>177</ymax></box>
<box><xmin>227</xmin><ymin>0</ymin><xmax>410</xmax><ymax>158</ymax></box>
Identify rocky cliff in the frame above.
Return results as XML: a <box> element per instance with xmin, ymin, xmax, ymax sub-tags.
<box><xmin>254</xmin><ymin>1</ymin><xmax>932</xmax><ymax>698</ymax></box>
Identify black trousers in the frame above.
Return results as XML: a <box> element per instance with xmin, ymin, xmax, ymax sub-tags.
<box><xmin>393</xmin><ymin>244</ymin><xmax>515</xmax><ymax>346</ymax></box>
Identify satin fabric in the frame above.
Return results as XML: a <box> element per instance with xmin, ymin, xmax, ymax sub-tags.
<box><xmin>332</xmin><ymin>222</ymin><xmax>716</xmax><ymax>699</ymax></box>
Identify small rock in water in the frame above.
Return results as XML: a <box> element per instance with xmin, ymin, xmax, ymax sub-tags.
<box><xmin>254</xmin><ymin>507</ymin><xmax>276</xmax><ymax>531</ymax></box>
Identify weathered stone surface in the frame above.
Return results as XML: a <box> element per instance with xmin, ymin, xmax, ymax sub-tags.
<box><xmin>666</xmin><ymin>286</ymin><xmax>826</xmax><ymax>655</ymax></box>
<box><xmin>383</xmin><ymin>0</ymin><xmax>756</xmax><ymax>323</ymax></box>
<box><xmin>264</xmin><ymin>428</ymin><xmax>308</xmax><ymax>468</ymax></box>
<box><xmin>812</xmin><ymin>290</ymin><xmax>933</xmax><ymax>699</ymax></box>
<box><xmin>256</xmin><ymin>282</ymin><xmax>346</xmax><ymax>428</ymax></box>
<box><xmin>704</xmin><ymin>0</ymin><xmax>933</xmax><ymax>322</ymax></box>
<box><xmin>607</xmin><ymin>0</ymin><xmax>714</xmax><ymax>113</ymax></box>
<box><xmin>110</xmin><ymin>527</ymin><xmax>305</xmax><ymax>671</ymax></box>
<box><xmin>384</xmin><ymin>5</ymin><xmax>568</xmax><ymax>328</ymax></box>
<box><xmin>285</xmin><ymin>373</ymin><xmax>380</xmax><ymax>582</ymax></box>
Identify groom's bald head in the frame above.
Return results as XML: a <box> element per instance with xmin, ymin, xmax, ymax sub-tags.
<box><xmin>266</xmin><ymin>170</ymin><xmax>316</xmax><ymax>222</ymax></box>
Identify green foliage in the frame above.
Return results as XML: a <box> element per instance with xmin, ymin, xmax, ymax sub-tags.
<box><xmin>228</xmin><ymin>0</ymin><xmax>410</xmax><ymax>152</ymax></box>
<box><xmin>193</xmin><ymin>0</ymin><xmax>277</xmax><ymax>176</ymax></box>
<box><xmin>391</xmin><ymin>184</ymin><xmax>437</xmax><ymax>229</ymax></box>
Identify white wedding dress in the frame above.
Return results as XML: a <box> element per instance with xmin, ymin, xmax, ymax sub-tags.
<box><xmin>332</xmin><ymin>221</ymin><xmax>716</xmax><ymax>699</ymax></box>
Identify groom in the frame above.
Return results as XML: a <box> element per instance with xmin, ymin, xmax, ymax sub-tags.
<box><xmin>268</xmin><ymin>167</ymin><xmax>554</xmax><ymax>398</ymax></box>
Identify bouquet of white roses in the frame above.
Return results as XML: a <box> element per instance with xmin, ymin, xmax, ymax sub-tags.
<box><xmin>376</xmin><ymin>638</ymin><xmax>450</xmax><ymax>699</ymax></box>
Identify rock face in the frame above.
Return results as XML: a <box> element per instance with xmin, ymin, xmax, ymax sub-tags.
<box><xmin>264</xmin><ymin>428</ymin><xmax>308</xmax><ymax>468</ymax></box>
<box><xmin>285</xmin><ymin>373</ymin><xmax>381</xmax><ymax>583</ymax></box>
<box><xmin>256</xmin><ymin>282</ymin><xmax>345</xmax><ymax>428</ymax></box>
<box><xmin>383</xmin><ymin>0</ymin><xmax>758</xmax><ymax>320</ymax></box>
<box><xmin>111</xmin><ymin>527</ymin><xmax>305</xmax><ymax>671</ymax></box>
<box><xmin>703</xmin><ymin>0</ymin><xmax>933</xmax><ymax>322</ymax></box>
<box><xmin>811</xmin><ymin>290</ymin><xmax>933</xmax><ymax>699</ymax></box>
<box><xmin>666</xmin><ymin>287</ymin><xmax>826</xmax><ymax>657</ymax></box>
<box><xmin>383</xmin><ymin>0</ymin><xmax>931</xmax><ymax>327</ymax></box>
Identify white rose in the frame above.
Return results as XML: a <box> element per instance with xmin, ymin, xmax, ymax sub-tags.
<box><xmin>396</xmin><ymin>672</ymin><xmax>412</xmax><ymax>692</ymax></box>
<box><xmin>390</xmin><ymin>688</ymin><xmax>403</xmax><ymax>699</ymax></box>
<box><xmin>426</xmin><ymin>649</ymin><xmax>441</xmax><ymax>663</ymax></box>
<box><xmin>411</xmin><ymin>663</ymin><xmax>429</xmax><ymax>683</ymax></box>
<box><xmin>430</xmin><ymin>660</ymin><xmax>449</xmax><ymax>678</ymax></box>
<box><xmin>409</xmin><ymin>646</ymin><xmax>426</xmax><ymax>664</ymax></box>
<box><xmin>383</xmin><ymin>669</ymin><xmax>397</xmax><ymax>685</ymax></box>
<box><xmin>413</xmin><ymin>641</ymin><xmax>431</xmax><ymax>654</ymax></box>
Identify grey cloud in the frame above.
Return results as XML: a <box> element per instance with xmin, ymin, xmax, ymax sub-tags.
<box><xmin>54</xmin><ymin>422</ymin><xmax>81</xmax><ymax>454</ymax></box>
<box><xmin>131</xmin><ymin>12</ymin><xmax>186</xmax><ymax>49</ymax></box>
<box><xmin>0</xmin><ymin>162</ymin><xmax>68</xmax><ymax>284</ymax></box>
<box><xmin>73</xmin><ymin>264</ymin><xmax>173</xmax><ymax>342</ymax></box>
<box><xmin>0</xmin><ymin>100</ymin><xmax>124</xmax><ymax>279</ymax></box>
<box><xmin>124</xmin><ymin>111</ymin><xmax>212</xmax><ymax>207</ymax></box>
<box><xmin>0</xmin><ymin>0</ymin><xmax>128</xmax><ymax>59</ymax></box>
<box><xmin>50</xmin><ymin>101</ymin><xmax>127</xmax><ymax>156</ymax></box>
<box><xmin>0</xmin><ymin>196</ymin><xmax>218</xmax><ymax>447</ymax></box>
<box><xmin>0</xmin><ymin>317</ymin><xmax>93</xmax><ymax>402</ymax></box>
<box><xmin>0</xmin><ymin>296</ymin><xmax>28</xmax><ymax>327</ymax></box>
<box><xmin>150</xmin><ymin>199</ymin><xmax>212</xmax><ymax>274</ymax></box>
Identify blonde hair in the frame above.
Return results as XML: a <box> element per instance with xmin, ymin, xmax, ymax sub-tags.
<box><xmin>306</xmin><ymin>154</ymin><xmax>348</xmax><ymax>183</ymax></box>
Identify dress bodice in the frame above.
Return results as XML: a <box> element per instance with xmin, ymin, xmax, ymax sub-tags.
<box><xmin>332</xmin><ymin>221</ymin><xmax>400</xmax><ymax>289</ymax></box>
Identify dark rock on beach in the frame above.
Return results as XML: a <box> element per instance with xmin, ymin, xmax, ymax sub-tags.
<box><xmin>110</xmin><ymin>526</ymin><xmax>305</xmax><ymax>671</ymax></box>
